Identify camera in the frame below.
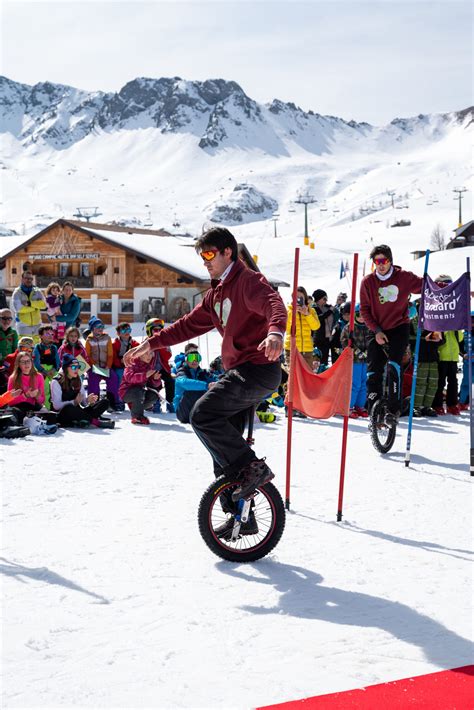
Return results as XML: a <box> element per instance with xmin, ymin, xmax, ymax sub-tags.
<box><xmin>297</xmin><ymin>296</ymin><xmax>304</xmax><ymax>307</ymax></box>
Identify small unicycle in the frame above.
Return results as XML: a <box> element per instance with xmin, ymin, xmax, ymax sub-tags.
<box><xmin>197</xmin><ymin>406</ymin><xmax>286</xmax><ymax>562</ymax></box>
<box><xmin>369</xmin><ymin>396</ymin><xmax>397</xmax><ymax>454</ymax></box>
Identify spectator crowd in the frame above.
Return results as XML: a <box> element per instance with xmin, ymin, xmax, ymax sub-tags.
<box><xmin>0</xmin><ymin>257</ymin><xmax>471</xmax><ymax>440</ymax></box>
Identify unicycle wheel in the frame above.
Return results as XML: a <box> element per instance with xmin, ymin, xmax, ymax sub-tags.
<box><xmin>198</xmin><ymin>474</ymin><xmax>285</xmax><ymax>562</ymax></box>
<box><xmin>369</xmin><ymin>398</ymin><xmax>397</xmax><ymax>454</ymax></box>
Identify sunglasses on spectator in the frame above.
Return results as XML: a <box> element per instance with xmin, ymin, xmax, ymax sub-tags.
<box><xmin>373</xmin><ymin>257</ymin><xmax>390</xmax><ymax>265</ymax></box>
<box><xmin>19</xmin><ymin>346</ymin><xmax>32</xmax><ymax>351</ymax></box>
<box><xmin>200</xmin><ymin>249</ymin><xmax>220</xmax><ymax>262</ymax></box>
<box><xmin>19</xmin><ymin>358</ymin><xmax>32</xmax><ymax>364</ymax></box>
<box><xmin>436</xmin><ymin>280</ymin><xmax>452</xmax><ymax>286</ymax></box>
<box><xmin>186</xmin><ymin>352</ymin><xmax>202</xmax><ymax>363</ymax></box>
<box><xmin>1</xmin><ymin>316</ymin><xmax>12</xmax><ymax>321</ymax></box>
<box><xmin>68</xmin><ymin>364</ymin><xmax>80</xmax><ymax>371</ymax></box>
<box><xmin>119</xmin><ymin>327</ymin><xmax>132</xmax><ymax>333</ymax></box>
<box><xmin>94</xmin><ymin>325</ymin><xmax>105</xmax><ymax>330</ymax></box>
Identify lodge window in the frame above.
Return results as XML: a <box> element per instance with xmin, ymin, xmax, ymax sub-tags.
<box><xmin>99</xmin><ymin>300</ymin><xmax>112</xmax><ymax>313</ymax></box>
<box><xmin>80</xmin><ymin>263</ymin><xmax>90</xmax><ymax>278</ymax></box>
<box><xmin>114</xmin><ymin>267</ymin><xmax>120</xmax><ymax>274</ymax></box>
<box><xmin>59</xmin><ymin>263</ymin><xmax>71</xmax><ymax>278</ymax></box>
<box><xmin>81</xmin><ymin>300</ymin><xmax>91</xmax><ymax>313</ymax></box>
<box><xmin>120</xmin><ymin>300</ymin><xmax>134</xmax><ymax>313</ymax></box>
<box><xmin>11</xmin><ymin>268</ymin><xmax>17</xmax><ymax>275</ymax></box>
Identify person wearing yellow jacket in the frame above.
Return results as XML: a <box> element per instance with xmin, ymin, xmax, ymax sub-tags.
<box><xmin>432</xmin><ymin>329</ymin><xmax>463</xmax><ymax>415</ymax></box>
<box><xmin>11</xmin><ymin>271</ymin><xmax>46</xmax><ymax>341</ymax></box>
<box><xmin>284</xmin><ymin>286</ymin><xmax>320</xmax><ymax>368</ymax></box>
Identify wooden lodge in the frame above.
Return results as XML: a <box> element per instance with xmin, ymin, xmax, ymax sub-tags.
<box><xmin>0</xmin><ymin>219</ymin><xmax>262</xmax><ymax>324</ymax></box>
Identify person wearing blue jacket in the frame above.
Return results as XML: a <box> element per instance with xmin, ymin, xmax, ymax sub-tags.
<box><xmin>56</xmin><ymin>282</ymin><xmax>82</xmax><ymax>329</ymax></box>
<box><xmin>173</xmin><ymin>346</ymin><xmax>216</xmax><ymax>423</ymax></box>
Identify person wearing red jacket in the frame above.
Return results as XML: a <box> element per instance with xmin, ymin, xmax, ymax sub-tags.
<box><xmin>144</xmin><ymin>318</ymin><xmax>175</xmax><ymax>413</ymax></box>
<box><xmin>119</xmin><ymin>349</ymin><xmax>162</xmax><ymax>425</ymax></box>
<box><xmin>125</xmin><ymin>226</ymin><xmax>287</xmax><ymax>527</ymax></box>
<box><xmin>360</xmin><ymin>244</ymin><xmax>423</xmax><ymax>421</ymax></box>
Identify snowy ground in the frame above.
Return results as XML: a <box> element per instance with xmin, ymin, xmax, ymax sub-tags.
<box><xmin>2</xmin><ymin>340</ymin><xmax>473</xmax><ymax>707</ymax></box>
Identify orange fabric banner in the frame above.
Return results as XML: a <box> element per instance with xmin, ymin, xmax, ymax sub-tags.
<box><xmin>288</xmin><ymin>347</ymin><xmax>352</xmax><ymax>419</ymax></box>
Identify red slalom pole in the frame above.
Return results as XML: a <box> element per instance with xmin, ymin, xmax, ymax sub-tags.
<box><xmin>285</xmin><ymin>248</ymin><xmax>300</xmax><ymax>510</ymax></box>
<box><xmin>337</xmin><ymin>252</ymin><xmax>358</xmax><ymax>521</ymax></box>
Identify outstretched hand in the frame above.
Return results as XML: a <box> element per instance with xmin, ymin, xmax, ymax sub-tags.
<box><xmin>257</xmin><ymin>334</ymin><xmax>283</xmax><ymax>361</ymax></box>
<box><xmin>375</xmin><ymin>331</ymin><xmax>388</xmax><ymax>346</ymax></box>
<box><xmin>123</xmin><ymin>340</ymin><xmax>151</xmax><ymax>366</ymax></box>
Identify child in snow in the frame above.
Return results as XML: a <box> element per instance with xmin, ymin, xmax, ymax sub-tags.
<box><xmin>112</xmin><ymin>322</ymin><xmax>140</xmax><ymax>411</ymax></box>
<box><xmin>33</xmin><ymin>324</ymin><xmax>60</xmax><ymax>408</ymax></box>
<box><xmin>58</xmin><ymin>326</ymin><xmax>89</xmax><ymax>368</ymax></box>
<box><xmin>85</xmin><ymin>317</ymin><xmax>120</xmax><ymax>410</ymax></box>
<box><xmin>0</xmin><ymin>308</ymin><xmax>18</xmax><ymax>394</ymax></box>
<box><xmin>341</xmin><ymin>304</ymin><xmax>370</xmax><ymax>418</ymax></box>
<box><xmin>413</xmin><ymin>329</ymin><xmax>443</xmax><ymax>417</ymax></box>
<box><xmin>119</xmin><ymin>348</ymin><xmax>162</xmax><ymax>425</ymax></box>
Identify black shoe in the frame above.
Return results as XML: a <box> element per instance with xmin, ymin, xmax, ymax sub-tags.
<box><xmin>214</xmin><ymin>511</ymin><xmax>259</xmax><ymax>541</ymax></box>
<box><xmin>231</xmin><ymin>458</ymin><xmax>275</xmax><ymax>501</ymax></box>
<box><xmin>0</xmin><ymin>425</ymin><xmax>30</xmax><ymax>439</ymax></box>
<box><xmin>421</xmin><ymin>407</ymin><xmax>438</xmax><ymax>417</ymax></box>
<box><xmin>413</xmin><ymin>408</ymin><xmax>423</xmax><ymax>418</ymax></box>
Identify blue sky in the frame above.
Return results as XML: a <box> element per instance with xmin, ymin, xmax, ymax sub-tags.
<box><xmin>1</xmin><ymin>0</ymin><xmax>472</xmax><ymax>124</ymax></box>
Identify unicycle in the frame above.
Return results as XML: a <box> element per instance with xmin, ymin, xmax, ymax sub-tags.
<box><xmin>368</xmin><ymin>353</ymin><xmax>399</xmax><ymax>454</ymax></box>
<box><xmin>369</xmin><ymin>397</ymin><xmax>397</xmax><ymax>454</ymax></box>
<box><xmin>197</xmin><ymin>406</ymin><xmax>286</xmax><ymax>562</ymax></box>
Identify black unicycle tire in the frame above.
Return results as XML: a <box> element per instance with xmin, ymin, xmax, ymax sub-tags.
<box><xmin>369</xmin><ymin>398</ymin><xmax>397</xmax><ymax>454</ymax></box>
<box><xmin>198</xmin><ymin>474</ymin><xmax>286</xmax><ymax>562</ymax></box>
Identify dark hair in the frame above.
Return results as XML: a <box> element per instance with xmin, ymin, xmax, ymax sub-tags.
<box><xmin>38</xmin><ymin>324</ymin><xmax>54</xmax><ymax>336</ymax></box>
<box><xmin>370</xmin><ymin>244</ymin><xmax>393</xmax><ymax>263</ymax></box>
<box><xmin>297</xmin><ymin>286</ymin><xmax>309</xmax><ymax>305</ymax></box>
<box><xmin>56</xmin><ymin>370</ymin><xmax>82</xmax><ymax>394</ymax></box>
<box><xmin>184</xmin><ymin>342</ymin><xmax>199</xmax><ymax>354</ymax></box>
<box><xmin>194</xmin><ymin>227</ymin><xmax>238</xmax><ymax>261</ymax></box>
<box><xmin>46</xmin><ymin>281</ymin><xmax>61</xmax><ymax>295</ymax></box>
<box><xmin>116</xmin><ymin>321</ymin><xmax>131</xmax><ymax>332</ymax></box>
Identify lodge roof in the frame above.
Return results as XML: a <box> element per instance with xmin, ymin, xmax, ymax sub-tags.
<box><xmin>0</xmin><ymin>219</ymin><xmax>289</xmax><ymax>285</ymax></box>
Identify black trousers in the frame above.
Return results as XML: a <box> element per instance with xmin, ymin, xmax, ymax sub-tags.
<box><xmin>122</xmin><ymin>386</ymin><xmax>159</xmax><ymax>418</ymax></box>
<box><xmin>159</xmin><ymin>370</ymin><xmax>175</xmax><ymax>404</ymax></box>
<box><xmin>57</xmin><ymin>399</ymin><xmax>109</xmax><ymax>426</ymax></box>
<box><xmin>432</xmin><ymin>361</ymin><xmax>459</xmax><ymax>408</ymax></box>
<box><xmin>176</xmin><ymin>390</ymin><xmax>206</xmax><ymax>424</ymax></box>
<box><xmin>367</xmin><ymin>323</ymin><xmax>410</xmax><ymax>414</ymax></box>
<box><xmin>189</xmin><ymin>361</ymin><xmax>282</xmax><ymax>477</ymax></box>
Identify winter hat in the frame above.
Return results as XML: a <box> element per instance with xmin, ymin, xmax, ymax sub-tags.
<box><xmin>313</xmin><ymin>347</ymin><xmax>322</xmax><ymax>358</ymax></box>
<box><xmin>435</xmin><ymin>274</ymin><xmax>453</xmax><ymax>284</ymax></box>
<box><xmin>370</xmin><ymin>244</ymin><xmax>393</xmax><ymax>263</ymax></box>
<box><xmin>312</xmin><ymin>289</ymin><xmax>328</xmax><ymax>302</ymax></box>
<box><xmin>88</xmin><ymin>316</ymin><xmax>104</xmax><ymax>331</ymax></box>
<box><xmin>18</xmin><ymin>336</ymin><xmax>34</xmax><ymax>349</ymax></box>
<box><xmin>342</xmin><ymin>302</ymin><xmax>351</xmax><ymax>315</ymax></box>
<box><xmin>61</xmin><ymin>353</ymin><xmax>79</xmax><ymax>370</ymax></box>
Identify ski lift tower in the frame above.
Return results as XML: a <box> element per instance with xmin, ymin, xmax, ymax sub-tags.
<box><xmin>295</xmin><ymin>192</ymin><xmax>317</xmax><ymax>245</ymax></box>
<box><xmin>73</xmin><ymin>207</ymin><xmax>102</xmax><ymax>223</ymax></box>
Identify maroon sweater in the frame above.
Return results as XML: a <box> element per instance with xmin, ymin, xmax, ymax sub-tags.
<box><xmin>148</xmin><ymin>259</ymin><xmax>287</xmax><ymax>370</ymax></box>
<box><xmin>360</xmin><ymin>266</ymin><xmax>423</xmax><ymax>333</ymax></box>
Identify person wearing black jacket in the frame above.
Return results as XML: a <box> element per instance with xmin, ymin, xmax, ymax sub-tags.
<box><xmin>311</xmin><ymin>289</ymin><xmax>334</xmax><ymax>365</ymax></box>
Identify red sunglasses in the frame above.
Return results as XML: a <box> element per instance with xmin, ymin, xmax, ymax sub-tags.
<box><xmin>373</xmin><ymin>257</ymin><xmax>390</xmax><ymax>265</ymax></box>
<box><xmin>200</xmin><ymin>249</ymin><xmax>220</xmax><ymax>262</ymax></box>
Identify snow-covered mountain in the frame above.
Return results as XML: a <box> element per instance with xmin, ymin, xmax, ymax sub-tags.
<box><xmin>0</xmin><ymin>74</ymin><xmax>472</xmax><ymax>267</ymax></box>
<box><xmin>1</xmin><ymin>75</ymin><xmax>471</xmax><ymax>153</ymax></box>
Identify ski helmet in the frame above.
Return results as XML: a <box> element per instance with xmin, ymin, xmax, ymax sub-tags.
<box><xmin>313</xmin><ymin>347</ymin><xmax>322</xmax><ymax>358</ymax></box>
<box><xmin>145</xmin><ymin>318</ymin><xmax>165</xmax><ymax>337</ymax></box>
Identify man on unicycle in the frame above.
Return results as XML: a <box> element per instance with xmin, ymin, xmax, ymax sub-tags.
<box><xmin>124</xmin><ymin>227</ymin><xmax>287</xmax><ymax>538</ymax></box>
<box><xmin>360</xmin><ymin>245</ymin><xmax>423</xmax><ymax>425</ymax></box>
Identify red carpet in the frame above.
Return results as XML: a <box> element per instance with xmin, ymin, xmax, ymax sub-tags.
<box><xmin>258</xmin><ymin>666</ymin><xmax>474</xmax><ymax>709</ymax></box>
